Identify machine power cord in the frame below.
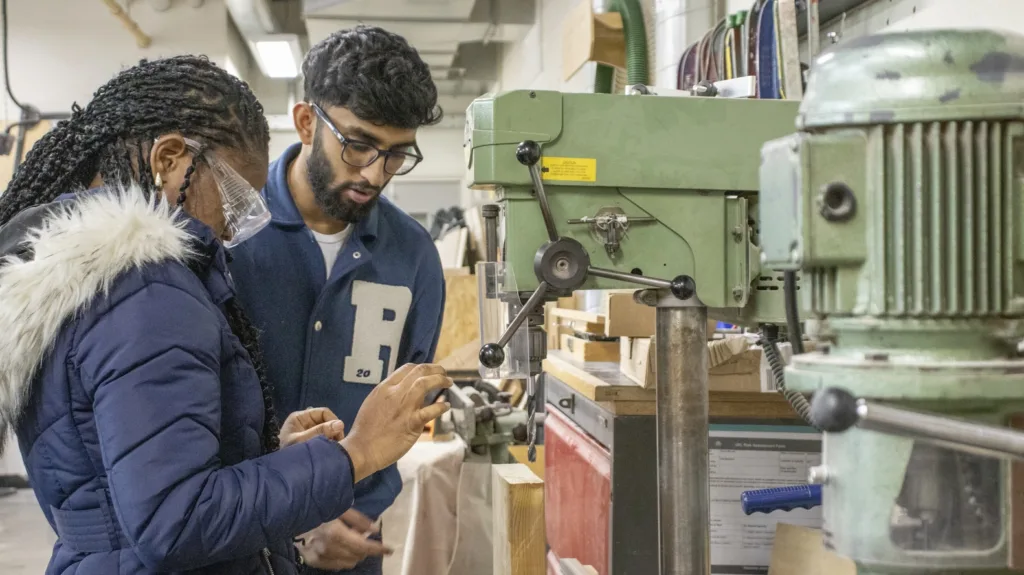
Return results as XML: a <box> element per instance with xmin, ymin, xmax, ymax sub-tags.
<box><xmin>784</xmin><ymin>270</ymin><xmax>804</xmax><ymax>354</ymax></box>
<box><xmin>1</xmin><ymin>0</ymin><xmax>23</xmax><ymax>111</ymax></box>
<box><xmin>760</xmin><ymin>270</ymin><xmax>820</xmax><ymax>430</ymax></box>
<box><xmin>762</xmin><ymin>331</ymin><xmax>818</xmax><ymax>430</ymax></box>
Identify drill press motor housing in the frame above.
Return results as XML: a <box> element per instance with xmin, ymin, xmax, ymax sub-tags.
<box><xmin>760</xmin><ymin>30</ymin><xmax>1024</xmax><ymax>574</ymax></box>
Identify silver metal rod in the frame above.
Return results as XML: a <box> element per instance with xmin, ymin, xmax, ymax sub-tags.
<box><xmin>857</xmin><ymin>400</ymin><xmax>1024</xmax><ymax>462</ymax></box>
<box><xmin>495</xmin><ymin>281</ymin><xmax>549</xmax><ymax>348</ymax></box>
<box><xmin>527</xmin><ymin>164</ymin><xmax>560</xmax><ymax>242</ymax></box>
<box><xmin>589</xmin><ymin>266</ymin><xmax>672</xmax><ymax>289</ymax></box>
<box><xmin>482</xmin><ymin>204</ymin><xmax>499</xmax><ymax>262</ymax></box>
<box><xmin>656</xmin><ymin>305</ymin><xmax>709</xmax><ymax>575</ymax></box>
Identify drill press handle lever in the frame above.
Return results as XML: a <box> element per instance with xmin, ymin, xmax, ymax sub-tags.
<box><xmin>740</xmin><ymin>485</ymin><xmax>822</xmax><ymax>515</ymax></box>
<box><xmin>811</xmin><ymin>387</ymin><xmax>1024</xmax><ymax>462</ymax></box>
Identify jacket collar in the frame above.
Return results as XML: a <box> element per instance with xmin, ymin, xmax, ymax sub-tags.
<box><xmin>266</xmin><ymin>143</ymin><xmax>380</xmax><ymax>242</ymax></box>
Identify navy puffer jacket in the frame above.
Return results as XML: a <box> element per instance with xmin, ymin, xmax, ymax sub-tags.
<box><xmin>0</xmin><ymin>186</ymin><xmax>356</xmax><ymax>574</ymax></box>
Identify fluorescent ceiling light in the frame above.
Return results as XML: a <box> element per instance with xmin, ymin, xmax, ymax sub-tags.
<box><xmin>254</xmin><ymin>35</ymin><xmax>300</xmax><ymax>79</ymax></box>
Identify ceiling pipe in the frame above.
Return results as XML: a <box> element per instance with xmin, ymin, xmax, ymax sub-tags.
<box><xmin>100</xmin><ymin>0</ymin><xmax>152</xmax><ymax>48</ymax></box>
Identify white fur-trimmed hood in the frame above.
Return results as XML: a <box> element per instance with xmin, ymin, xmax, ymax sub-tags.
<box><xmin>0</xmin><ymin>185</ymin><xmax>194</xmax><ymax>449</ymax></box>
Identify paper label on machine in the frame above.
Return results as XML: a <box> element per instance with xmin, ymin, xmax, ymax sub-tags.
<box><xmin>541</xmin><ymin>157</ymin><xmax>597</xmax><ymax>182</ymax></box>
<box><xmin>710</xmin><ymin>428</ymin><xmax>823</xmax><ymax>575</ymax></box>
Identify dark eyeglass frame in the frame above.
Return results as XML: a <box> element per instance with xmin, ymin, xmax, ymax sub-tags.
<box><xmin>311</xmin><ymin>103</ymin><xmax>424</xmax><ymax>176</ymax></box>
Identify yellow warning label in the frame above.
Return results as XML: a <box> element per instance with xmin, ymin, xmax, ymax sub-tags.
<box><xmin>541</xmin><ymin>157</ymin><xmax>597</xmax><ymax>182</ymax></box>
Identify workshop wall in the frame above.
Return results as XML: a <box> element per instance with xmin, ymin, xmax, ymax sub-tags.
<box><xmin>1</xmin><ymin>0</ymin><xmax>232</xmax><ymax>116</ymax></box>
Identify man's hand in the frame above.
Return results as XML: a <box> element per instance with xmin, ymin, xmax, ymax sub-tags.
<box><xmin>279</xmin><ymin>407</ymin><xmax>347</xmax><ymax>449</ymax></box>
<box><xmin>296</xmin><ymin>509</ymin><xmax>392</xmax><ymax>570</ymax></box>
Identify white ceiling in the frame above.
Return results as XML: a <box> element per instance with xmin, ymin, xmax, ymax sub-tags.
<box><xmin>302</xmin><ymin>0</ymin><xmax>535</xmax><ymax>97</ymax></box>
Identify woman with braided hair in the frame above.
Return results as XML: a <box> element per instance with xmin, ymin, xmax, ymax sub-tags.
<box><xmin>0</xmin><ymin>55</ymin><xmax>451</xmax><ymax>575</ymax></box>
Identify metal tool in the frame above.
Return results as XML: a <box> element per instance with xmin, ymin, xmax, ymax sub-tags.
<box><xmin>435</xmin><ymin>380</ymin><xmax>529</xmax><ymax>463</ymax></box>
<box><xmin>759</xmin><ymin>29</ymin><xmax>1024</xmax><ymax>575</ymax></box>
<box><xmin>466</xmin><ymin>88</ymin><xmax>801</xmax><ymax>574</ymax></box>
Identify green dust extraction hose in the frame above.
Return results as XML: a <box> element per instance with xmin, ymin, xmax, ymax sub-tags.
<box><xmin>593</xmin><ymin>0</ymin><xmax>648</xmax><ymax>93</ymax></box>
<box><xmin>595</xmin><ymin>64</ymin><xmax>615</xmax><ymax>93</ymax></box>
<box><xmin>612</xmin><ymin>0</ymin><xmax>649</xmax><ymax>86</ymax></box>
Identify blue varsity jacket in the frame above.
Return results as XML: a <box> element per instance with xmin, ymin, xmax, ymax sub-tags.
<box><xmin>227</xmin><ymin>143</ymin><xmax>447</xmax><ymax>520</ymax></box>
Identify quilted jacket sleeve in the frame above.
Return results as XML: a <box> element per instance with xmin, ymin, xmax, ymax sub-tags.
<box><xmin>76</xmin><ymin>275</ymin><xmax>355</xmax><ymax>571</ymax></box>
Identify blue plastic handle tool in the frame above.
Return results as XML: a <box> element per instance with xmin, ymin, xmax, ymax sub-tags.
<box><xmin>740</xmin><ymin>484</ymin><xmax>822</xmax><ymax>515</ymax></box>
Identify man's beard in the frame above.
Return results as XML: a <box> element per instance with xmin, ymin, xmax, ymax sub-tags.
<box><xmin>306</xmin><ymin>136</ymin><xmax>381</xmax><ymax>222</ymax></box>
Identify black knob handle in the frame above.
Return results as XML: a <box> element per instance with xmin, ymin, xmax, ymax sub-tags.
<box><xmin>479</xmin><ymin>343</ymin><xmax>506</xmax><ymax>369</ymax></box>
<box><xmin>810</xmin><ymin>387</ymin><xmax>860</xmax><ymax>433</ymax></box>
<box><xmin>670</xmin><ymin>275</ymin><xmax>696</xmax><ymax>300</ymax></box>
<box><xmin>516</xmin><ymin>141</ymin><xmax>541</xmax><ymax>166</ymax></box>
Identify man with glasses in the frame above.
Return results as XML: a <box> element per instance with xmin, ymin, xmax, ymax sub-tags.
<box><xmin>227</xmin><ymin>25</ymin><xmax>446</xmax><ymax>575</ymax></box>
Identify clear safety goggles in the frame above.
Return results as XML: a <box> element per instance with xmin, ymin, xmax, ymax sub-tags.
<box><xmin>176</xmin><ymin>137</ymin><xmax>271</xmax><ymax>248</ymax></box>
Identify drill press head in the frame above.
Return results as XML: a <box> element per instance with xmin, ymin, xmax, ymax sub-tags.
<box><xmin>760</xmin><ymin>29</ymin><xmax>1024</xmax><ymax>572</ymax></box>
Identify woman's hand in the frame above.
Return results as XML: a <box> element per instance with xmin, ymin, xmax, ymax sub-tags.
<box><xmin>340</xmin><ymin>364</ymin><xmax>452</xmax><ymax>482</ymax></box>
<box><xmin>278</xmin><ymin>407</ymin><xmax>347</xmax><ymax>449</ymax></box>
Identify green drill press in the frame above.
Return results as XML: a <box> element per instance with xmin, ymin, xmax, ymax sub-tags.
<box><xmin>465</xmin><ymin>88</ymin><xmax>802</xmax><ymax>573</ymax></box>
<box><xmin>759</xmin><ymin>29</ymin><xmax>1024</xmax><ymax>575</ymax></box>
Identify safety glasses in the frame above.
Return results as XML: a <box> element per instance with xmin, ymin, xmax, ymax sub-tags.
<box><xmin>181</xmin><ymin>138</ymin><xmax>271</xmax><ymax>248</ymax></box>
<box><xmin>311</xmin><ymin>103</ymin><xmax>423</xmax><ymax>176</ymax></box>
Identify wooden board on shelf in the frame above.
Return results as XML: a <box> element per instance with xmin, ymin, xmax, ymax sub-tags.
<box><xmin>560</xmin><ymin>333</ymin><xmax>619</xmax><ymax>363</ymax></box>
<box><xmin>542</xmin><ymin>352</ymin><xmax>654</xmax><ymax>402</ymax></box>
<box><xmin>550</xmin><ymin>307</ymin><xmax>605</xmax><ymax>335</ymax></box>
<box><xmin>434</xmin><ymin>272</ymin><xmax>480</xmax><ymax>364</ymax></box>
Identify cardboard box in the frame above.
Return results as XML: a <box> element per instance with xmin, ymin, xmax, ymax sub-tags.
<box><xmin>620</xmin><ymin>335</ymin><xmax>762</xmax><ymax>392</ymax></box>
<box><xmin>768</xmin><ymin>524</ymin><xmax>855</xmax><ymax>575</ymax></box>
<box><xmin>562</xmin><ymin>0</ymin><xmax>626</xmax><ymax>82</ymax></box>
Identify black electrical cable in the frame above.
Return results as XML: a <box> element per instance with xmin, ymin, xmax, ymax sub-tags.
<box><xmin>784</xmin><ymin>270</ymin><xmax>804</xmax><ymax>354</ymax></box>
<box><xmin>762</xmin><ymin>326</ymin><xmax>818</xmax><ymax>430</ymax></box>
<box><xmin>1</xmin><ymin>0</ymin><xmax>24</xmax><ymax>111</ymax></box>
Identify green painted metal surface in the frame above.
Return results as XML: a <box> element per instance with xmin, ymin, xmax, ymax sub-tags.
<box><xmin>466</xmin><ymin>89</ymin><xmax>799</xmax><ymax>317</ymax></box>
<box><xmin>760</xmin><ymin>29</ymin><xmax>1024</xmax><ymax>574</ymax></box>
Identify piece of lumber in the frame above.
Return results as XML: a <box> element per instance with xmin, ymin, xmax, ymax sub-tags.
<box><xmin>542</xmin><ymin>352</ymin><xmax>654</xmax><ymax>402</ymax></box>
<box><xmin>603</xmin><ymin>291</ymin><xmax>656</xmax><ymax>337</ymax></box>
<box><xmin>560</xmin><ymin>333</ymin><xmax>619</xmax><ymax>363</ymax></box>
<box><xmin>493</xmin><ymin>464</ymin><xmax>546</xmax><ymax>575</ymax></box>
<box><xmin>768</xmin><ymin>524</ymin><xmax>855</xmax><ymax>575</ymax></box>
<box><xmin>551</xmin><ymin>308</ymin><xmax>605</xmax><ymax>334</ymax></box>
<box><xmin>508</xmin><ymin>445</ymin><xmax>545</xmax><ymax>480</ymax></box>
<box><xmin>434</xmin><ymin>273</ymin><xmax>480</xmax><ymax>363</ymax></box>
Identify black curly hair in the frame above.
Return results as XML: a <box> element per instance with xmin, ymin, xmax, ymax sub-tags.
<box><xmin>302</xmin><ymin>25</ymin><xmax>443</xmax><ymax>129</ymax></box>
<box><xmin>0</xmin><ymin>55</ymin><xmax>282</xmax><ymax>454</ymax></box>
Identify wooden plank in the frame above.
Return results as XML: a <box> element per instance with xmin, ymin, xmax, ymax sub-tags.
<box><xmin>551</xmin><ymin>307</ymin><xmax>605</xmax><ymax>334</ymax></box>
<box><xmin>434</xmin><ymin>273</ymin><xmax>480</xmax><ymax>363</ymax></box>
<box><xmin>508</xmin><ymin>445</ymin><xmax>545</xmax><ymax>480</ymax></box>
<box><xmin>560</xmin><ymin>333</ymin><xmax>620</xmax><ymax>363</ymax></box>
<box><xmin>603</xmin><ymin>292</ymin><xmax>656</xmax><ymax>337</ymax></box>
<box><xmin>493</xmin><ymin>464</ymin><xmax>546</xmax><ymax>575</ymax></box>
<box><xmin>542</xmin><ymin>352</ymin><xmax>655</xmax><ymax>402</ymax></box>
<box><xmin>768</xmin><ymin>524</ymin><xmax>855</xmax><ymax>575</ymax></box>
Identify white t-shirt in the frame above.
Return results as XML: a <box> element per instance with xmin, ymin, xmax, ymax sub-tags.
<box><xmin>311</xmin><ymin>226</ymin><xmax>354</xmax><ymax>278</ymax></box>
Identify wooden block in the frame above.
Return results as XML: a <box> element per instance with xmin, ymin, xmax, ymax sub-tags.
<box><xmin>543</xmin><ymin>352</ymin><xmax>654</xmax><ymax>402</ymax></box>
<box><xmin>493</xmin><ymin>464</ymin><xmax>546</xmax><ymax>575</ymax></box>
<box><xmin>434</xmin><ymin>273</ymin><xmax>480</xmax><ymax>363</ymax></box>
<box><xmin>768</xmin><ymin>524</ymin><xmax>855</xmax><ymax>575</ymax></box>
<box><xmin>508</xmin><ymin>445</ymin><xmax>545</xmax><ymax>480</ymax></box>
<box><xmin>603</xmin><ymin>292</ymin><xmax>656</xmax><ymax>337</ymax></box>
<box><xmin>551</xmin><ymin>308</ymin><xmax>605</xmax><ymax>335</ymax></box>
<box><xmin>560</xmin><ymin>334</ymin><xmax>620</xmax><ymax>363</ymax></box>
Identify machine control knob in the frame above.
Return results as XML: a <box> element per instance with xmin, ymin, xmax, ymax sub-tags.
<box><xmin>516</xmin><ymin>140</ymin><xmax>542</xmax><ymax>166</ymax></box>
<box><xmin>810</xmin><ymin>387</ymin><xmax>860</xmax><ymax>432</ymax></box>
<box><xmin>670</xmin><ymin>275</ymin><xmax>697</xmax><ymax>300</ymax></box>
<box><xmin>479</xmin><ymin>343</ymin><xmax>506</xmax><ymax>369</ymax></box>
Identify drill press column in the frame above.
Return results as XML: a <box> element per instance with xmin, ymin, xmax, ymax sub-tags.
<box><xmin>655</xmin><ymin>297</ymin><xmax>709</xmax><ymax>575</ymax></box>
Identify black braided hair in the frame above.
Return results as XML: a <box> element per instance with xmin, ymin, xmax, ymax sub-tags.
<box><xmin>0</xmin><ymin>55</ymin><xmax>282</xmax><ymax>454</ymax></box>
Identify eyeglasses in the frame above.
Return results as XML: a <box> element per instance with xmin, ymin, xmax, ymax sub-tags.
<box><xmin>311</xmin><ymin>103</ymin><xmax>423</xmax><ymax>176</ymax></box>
